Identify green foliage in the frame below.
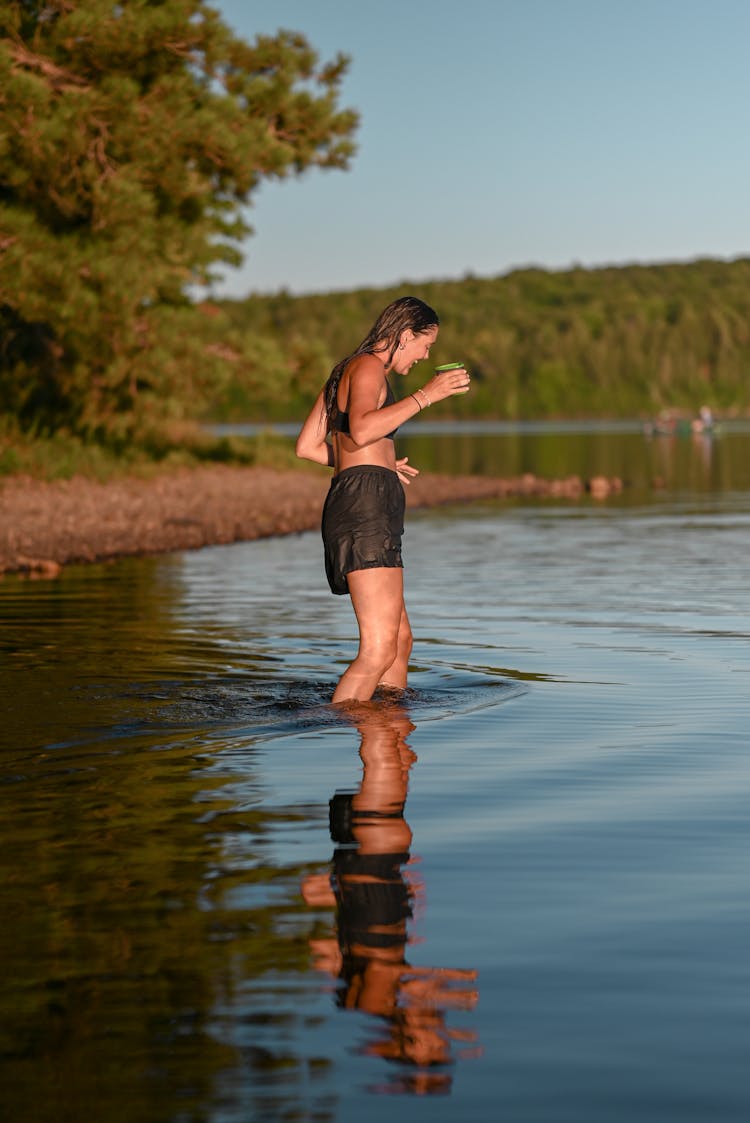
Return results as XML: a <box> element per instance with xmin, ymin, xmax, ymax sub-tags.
<box><xmin>0</xmin><ymin>411</ymin><xmax>293</xmax><ymax>479</ymax></box>
<box><xmin>0</xmin><ymin>0</ymin><xmax>357</xmax><ymax>437</ymax></box>
<box><xmin>2</xmin><ymin>0</ymin><xmax>748</xmax><ymax>445</ymax></box>
<box><xmin>225</xmin><ymin>257</ymin><xmax>750</xmax><ymax>420</ymax></box>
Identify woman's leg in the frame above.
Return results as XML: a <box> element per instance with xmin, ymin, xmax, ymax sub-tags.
<box><xmin>378</xmin><ymin>604</ymin><xmax>413</xmax><ymax>691</ymax></box>
<box><xmin>332</xmin><ymin>567</ymin><xmax>406</xmax><ymax>703</ymax></box>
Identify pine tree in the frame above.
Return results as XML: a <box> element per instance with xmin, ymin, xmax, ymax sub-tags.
<box><xmin>0</xmin><ymin>0</ymin><xmax>357</xmax><ymax>437</ymax></box>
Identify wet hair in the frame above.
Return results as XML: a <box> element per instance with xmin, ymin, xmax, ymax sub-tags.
<box><xmin>323</xmin><ymin>296</ymin><xmax>439</xmax><ymax>424</ymax></box>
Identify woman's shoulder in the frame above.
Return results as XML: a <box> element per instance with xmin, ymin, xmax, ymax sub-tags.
<box><xmin>346</xmin><ymin>351</ymin><xmax>383</xmax><ymax>379</ymax></box>
<box><xmin>346</xmin><ymin>352</ymin><xmax>388</xmax><ymax>399</ymax></box>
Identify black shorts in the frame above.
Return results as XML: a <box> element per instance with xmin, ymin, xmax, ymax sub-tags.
<box><xmin>321</xmin><ymin>465</ymin><xmax>405</xmax><ymax>595</ymax></box>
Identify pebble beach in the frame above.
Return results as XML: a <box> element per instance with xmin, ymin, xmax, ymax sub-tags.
<box><xmin>0</xmin><ymin>464</ymin><xmax>622</xmax><ymax>576</ymax></box>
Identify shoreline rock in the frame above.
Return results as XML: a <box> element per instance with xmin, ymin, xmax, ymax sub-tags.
<box><xmin>0</xmin><ymin>465</ymin><xmax>624</xmax><ymax>576</ymax></box>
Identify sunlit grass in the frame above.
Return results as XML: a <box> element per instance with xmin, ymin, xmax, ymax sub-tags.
<box><xmin>0</xmin><ymin>418</ymin><xmax>299</xmax><ymax>481</ymax></box>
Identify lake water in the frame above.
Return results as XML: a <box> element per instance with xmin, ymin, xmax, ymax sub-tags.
<box><xmin>2</xmin><ymin>424</ymin><xmax>750</xmax><ymax>1122</ymax></box>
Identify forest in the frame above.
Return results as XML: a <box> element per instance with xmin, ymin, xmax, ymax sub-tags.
<box><xmin>211</xmin><ymin>256</ymin><xmax>750</xmax><ymax>422</ymax></box>
<box><xmin>2</xmin><ymin>2</ymin><xmax>749</xmax><ymax>472</ymax></box>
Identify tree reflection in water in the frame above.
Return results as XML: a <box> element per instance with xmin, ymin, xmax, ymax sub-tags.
<box><xmin>302</xmin><ymin>698</ymin><xmax>480</xmax><ymax>1095</ymax></box>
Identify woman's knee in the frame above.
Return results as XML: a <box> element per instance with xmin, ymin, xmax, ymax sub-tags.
<box><xmin>358</xmin><ymin>633</ymin><xmax>400</xmax><ymax>674</ymax></box>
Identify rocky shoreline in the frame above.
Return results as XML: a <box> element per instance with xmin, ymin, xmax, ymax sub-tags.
<box><xmin>0</xmin><ymin>464</ymin><xmax>623</xmax><ymax>577</ymax></box>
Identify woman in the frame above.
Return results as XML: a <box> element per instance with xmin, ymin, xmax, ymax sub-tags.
<box><xmin>296</xmin><ymin>296</ymin><xmax>470</xmax><ymax>702</ymax></box>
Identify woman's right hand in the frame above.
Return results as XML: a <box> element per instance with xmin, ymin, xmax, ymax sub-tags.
<box><xmin>419</xmin><ymin>365</ymin><xmax>471</xmax><ymax>404</ymax></box>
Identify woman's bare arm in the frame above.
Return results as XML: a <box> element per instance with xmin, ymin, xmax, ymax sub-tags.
<box><xmin>346</xmin><ymin>356</ymin><xmax>421</xmax><ymax>446</ymax></box>
<box><xmin>347</xmin><ymin>354</ymin><xmax>470</xmax><ymax>447</ymax></box>
<box><xmin>295</xmin><ymin>389</ymin><xmax>334</xmax><ymax>466</ymax></box>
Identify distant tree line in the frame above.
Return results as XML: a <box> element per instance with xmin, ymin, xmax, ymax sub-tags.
<box><xmin>211</xmin><ymin>256</ymin><xmax>750</xmax><ymax>422</ymax></box>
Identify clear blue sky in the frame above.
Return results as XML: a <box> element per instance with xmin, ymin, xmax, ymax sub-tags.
<box><xmin>212</xmin><ymin>0</ymin><xmax>749</xmax><ymax>297</ymax></box>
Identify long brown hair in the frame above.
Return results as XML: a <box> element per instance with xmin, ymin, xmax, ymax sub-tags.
<box><xmin>322</xmin><ymin>296</ymin><xmax>439</xmax><ymax>424</ymax></box>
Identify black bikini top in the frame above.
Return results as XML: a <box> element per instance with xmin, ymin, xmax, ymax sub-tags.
<box><xmin>330</xmin><ymin>379</ymin><xmax>399</xmax><ymax>440</ymax></box>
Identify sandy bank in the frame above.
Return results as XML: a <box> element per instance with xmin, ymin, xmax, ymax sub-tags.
<box><xmin>0</xmin><ymin>465</ymin><xmax>622</xmax><ymax>576</ymax></box>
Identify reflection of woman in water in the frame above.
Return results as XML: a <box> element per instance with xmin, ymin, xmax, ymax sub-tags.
<box><xmin>302</xmin><ymin>702</ymin><xmax>479</xmax><ymax>1094</ymax></box>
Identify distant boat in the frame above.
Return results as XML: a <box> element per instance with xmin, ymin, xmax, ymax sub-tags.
<box><xmin>643</xmin><ymin>407</ymin><xmax>718</xmax><ymax>437</ymax></box>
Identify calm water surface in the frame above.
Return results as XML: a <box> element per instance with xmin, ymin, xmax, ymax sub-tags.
<box><xmin>2</xmin><ymin>426</ymin><xmax>750</xmax><ymax>1122</ymax></box>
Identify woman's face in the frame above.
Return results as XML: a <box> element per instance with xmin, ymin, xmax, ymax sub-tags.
<box><xmin>392</xmin><ymin>325</ymin><xmax>439</xmax><ymax>375</ymax></box>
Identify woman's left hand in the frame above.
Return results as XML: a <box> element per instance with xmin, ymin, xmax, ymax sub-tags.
<box><xmin>396</xmin><ymin>456</ymin><xmax>419</xmax><ymax>486</ymax></box>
